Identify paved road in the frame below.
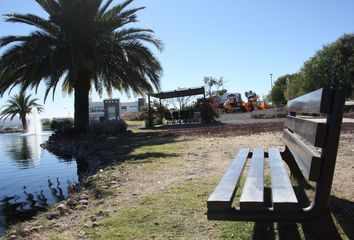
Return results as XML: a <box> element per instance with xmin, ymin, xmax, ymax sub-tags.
<box><xmin>217</xmin><ymin>110</ymin><xmax>284</xmax><ymax>125</ymax></box>
<box><xmin>217</xmin><ymin>110</ymin><xmax>354</xmax><ymax>125</ymax></box>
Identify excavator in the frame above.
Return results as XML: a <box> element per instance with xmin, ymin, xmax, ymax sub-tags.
<box><xmin>243</xmin><ymin>91</ymin><xmax>271</xmax><ymax>112</ymax></box>
<box><xmin>210</xmin><ymin>91</ymin><xmax>271</xmax><ymax>113</ymax></box>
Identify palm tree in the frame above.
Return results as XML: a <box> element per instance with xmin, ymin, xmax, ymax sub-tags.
<box><xmin>0</xmin><ymin>0</ymin><xmax>163</xmax><ymax>133</ymax></box>
<box><xmin>0</xmin><ymin>93</ymin><xmax>44</xmax><ymax>131</ymax></box>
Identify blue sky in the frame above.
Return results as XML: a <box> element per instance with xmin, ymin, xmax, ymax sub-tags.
<box><xmin>0</xmin><ymin>0</ymin><xmax>354</xmax><ymax>118</ymax></box>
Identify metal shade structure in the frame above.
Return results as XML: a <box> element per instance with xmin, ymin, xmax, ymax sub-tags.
<box><xmin>151</xmin><ymin>87</ymin><xmax>205</xmax><ymax>100</ymax></box>
<box><xmin>147</xmin><ymin>86</ymin><xmax>206</xmax><ymax>126</ymax></box>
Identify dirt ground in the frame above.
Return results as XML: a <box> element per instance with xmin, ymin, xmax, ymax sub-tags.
<box><xmin>6</xmin><ymin>121</ymin><xmax>354</xmax><ymax>239</ymax></box>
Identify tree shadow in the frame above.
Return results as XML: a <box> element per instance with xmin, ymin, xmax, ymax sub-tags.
<box><xmin>71</xmin><ymin>130</ymin><xmax>184</xmax><ymax>177</ymax></box>
<box><xmin>125</xmin><ymin>152</ymin><xmax>180</xmax><ymax>164</ymax></box>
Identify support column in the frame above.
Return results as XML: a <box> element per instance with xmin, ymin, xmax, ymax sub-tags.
<box><xmin>148</xmin><ymin>95</ymin><xmax>152</xmax><ymax>127</ymax></box>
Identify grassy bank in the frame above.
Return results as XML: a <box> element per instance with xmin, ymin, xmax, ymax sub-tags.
<box><xmin>3</xmin><ymin>126</ymin><xmax>353</xmax><ymax>239</ymax></box>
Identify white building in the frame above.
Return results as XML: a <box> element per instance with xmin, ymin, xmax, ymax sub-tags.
<box><xmin>89</xmin><ymin>99</ymin><xmax>105</xmax><ymax>122</ymax></box>
<box><xmin>89</xmin><ymin>98</ymin><xmax>145</xmax><ymax>122</ymax></box>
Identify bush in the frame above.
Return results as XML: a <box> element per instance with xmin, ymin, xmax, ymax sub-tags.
<box><xmin>145</xmin><ymin>118</ymin><xmax>154</xmax><ymax>128</ymax></box>
<box><xmin>50</xmin><ymin>119</ymin><xmax>74</xmax><ymax>134</ymax></box>
<box><xmin>140</xmin><ymin>105</ymin><xmax>166</xmax><ymax>128</ymax></box>
<box><xmin>191</xmin><ymin>98</ymin><xmax>217</xmax><ymax>123</ymax></box>
<box><xmin>89</xmin><ymin>119</ymin><xmax>127</xmax><ymax>136</ymax></box>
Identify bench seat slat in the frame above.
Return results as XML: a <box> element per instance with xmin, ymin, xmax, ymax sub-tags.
<box><xmin>283</xmin><ymin>129</ymin><xmax>322</xmax><ymax>181</ymax></box>
<box><xmin>285</xmin><ymin>116</ymin><xmax>327</xmax><ymax>147</ymax></box>
<box><xmin>239</xmin><ymin>148</ymin><xmax>264</xmax><ymax>211</ymax></box>
<box><xmin>268</xmin><ymin>147</ymin><xmax>298</xmax><ymax>211</ymax></box>
<box><xmin>207</xmin><ymin>148</ymin><xmax>249</xmax><ymax>210</ymax></box>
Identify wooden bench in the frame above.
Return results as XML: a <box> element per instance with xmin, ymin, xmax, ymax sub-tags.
<box><xmin>207</xmin><ymin>88</ymin><xmax>345</xmax><ymax>240</ymax></box>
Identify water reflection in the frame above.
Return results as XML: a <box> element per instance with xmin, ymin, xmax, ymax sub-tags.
<box><xmin>0</xmin><ymin>178</ymin><xmax>70</xmax><ymax>230</ymax></box>
<box><xmin>7</xmin><ymin>134</ymin><xmax>43</xmax><ymax>168</ymax></box>
<box><xmin>7</xmin><ymin>137</ymin><xmax>32</xmax><ymax>168</ymax></box>
<box><xmin>47</xmin><ymin>178</ymin><xmax>65</xmax><ymax>202</ymax></box>
<box><xmin>0</xmin><ymin>133</ymin><xmax>78</xmax><ymax>236</ymax></box>
<box><xmin>27</xmin><ymin>134</ymin><xmax>42</xmax><ymax>165</ymax></box>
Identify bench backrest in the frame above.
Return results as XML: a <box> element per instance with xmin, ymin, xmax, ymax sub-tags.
<box><xmin>285</xmin><ymin>88</ymin><xmax>345</xmax><ymax>205</ymax></box>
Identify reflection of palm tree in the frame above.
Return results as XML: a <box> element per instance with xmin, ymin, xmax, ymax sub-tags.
<box><xmin>0</xmin><ymin>93</ymin><xmax>44</xmax><ymax>132</ymax></box>
<box><xmin>0</xmin><ymin>0</ymin><xmax>163</xmax><ymax>133</ymax></box>
<box><xmin>8</xmin><ymin>137</ymin><xmax>32</xmax><ymax>168</ymax></box>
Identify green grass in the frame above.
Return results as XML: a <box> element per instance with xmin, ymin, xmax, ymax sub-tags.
<box><xmin>83</xmin><ymin>177</ymin><xmax>312</xmax><ymax>240</ymax></box>
<box><xmin>85</xmin><ymin>178</ymin><xmax>219</xmax><ymax>239</ymax></box>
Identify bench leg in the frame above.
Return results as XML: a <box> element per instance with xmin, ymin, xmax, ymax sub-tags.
<box><xmin>305</xmin><ymin>209</ymin><xmax>342</xmax><ymax>240</ymax></box>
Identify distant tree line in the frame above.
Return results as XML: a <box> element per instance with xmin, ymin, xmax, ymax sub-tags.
<box><xmin>271</xmin><ymin>33</ymin><xmax>354</xmax><ymax>105</ymax></box>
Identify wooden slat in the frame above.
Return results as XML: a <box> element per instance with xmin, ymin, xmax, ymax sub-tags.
<box><xmin>287</xmin><ymin>88</ymin><xmax>332</xmax><ymax>114</ymax></box>
<box><xmin>268</xmin><ymin>147</ymin><xmax>298</xmax><ymax>211</ymax></box>
<box><xmin>207</xmin><ymin>148</ymin><xmax>249</xmax><ymax>210</ymax></box>
<box><xmin>239</xmin><ymin>148</ymin><xmax>264</xmax><ymax>211</ymax></box>
<box><xmin>283</xmin><ymin>129</ymin><xmax>322</xmax><ymax>181</ymax></box>
<box><xmin>285</xmin><ymin>116</ymin><xmax>327</xmax><ymax>147</ymax></box>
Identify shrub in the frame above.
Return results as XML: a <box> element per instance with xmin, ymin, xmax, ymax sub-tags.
<box><xmin>89</xmin><ymin>119</ymin><xmax>127</xmax><ymax>136</ymax></box>
<box><xmin>191</xmin><ymin>98</ymin><xmax>217</xmax><ymax>123</ymax></box>
<box><xmin>140</xmin><ymin>105</ymin><xmax>166</xmax><ymax>128</ymax></box>
<box><xmin>50</xmin><ymin>119</ymin><xmax>74</xmax><ymax>134</ymax></box>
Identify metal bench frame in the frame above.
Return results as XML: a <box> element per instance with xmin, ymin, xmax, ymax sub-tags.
<box><xmin>207</xmin><ymin>88</ymin><xmax>345</xmax><ymax>240</ymax></box>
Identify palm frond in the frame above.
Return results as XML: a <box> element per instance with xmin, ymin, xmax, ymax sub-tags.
<box><xmin>97</xmin><ymin>0</ymin><xmax>113</xmax><ymax>18</ymax></box>
<box><xmin>4</xmin><ymin>13</ymin><xmax>60</xmax><ymax>36</ymax></box>
<box><xmin>101</xmin><ymin>0</ymin><xmax>134</xmax><ymax>20</ymax></box>
<box><xmin>35</xmin><ymin>0</ymin><xmax>61</xmax><ymax>18</ymax></box>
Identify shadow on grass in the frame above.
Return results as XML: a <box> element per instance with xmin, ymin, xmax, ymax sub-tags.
<box><xmin>126</xmin><ymin>152</ymin><xmax>180</xmax><ymax>164</ymax></box>
<box><xmin>238</xmin><ymin>176</ymin><xmax>352</xmax><ymax>239</ymax></box>
<box><xmin>330</xmin><ymin>196</ymin><xmax>354</xmax><ymax>239</ymax></box>
<box><xmin>73</xmin><ymin>130</ymin><xmax>183</xmax><ymax>175</ymax></box>
<box><xmin>252</xmin><ymin>222</ymin><xmax>305</xmax><ymax>240</ymax></box>
<box><xmin>250</xmin><ymin>186</ymin><xmax>306</xmax><ymax>240</ymax></box>
<box><xmin>252</xmin><ymin>222</ymin><xmax>276</xmax><ymax>240</ymax></box>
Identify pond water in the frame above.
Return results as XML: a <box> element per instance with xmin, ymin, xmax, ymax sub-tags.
<box><xmin>0</xmin><ymin>132</ymin><xmax>78</xmax><ymax>236</ymax></box>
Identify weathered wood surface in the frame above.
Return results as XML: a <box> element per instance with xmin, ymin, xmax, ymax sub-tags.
<box><xmin>207</xmin><ymin>148</ymin><xmax>249</xmax><ymax>210</ymax></box>
<box><xmin>268</xmin><ymin>147</ymin><xmax>298</xmax><ymax>211</ymax></box>
<box><xmin>287</xmin><ymin>88</ymin><xmax>332</xmax><ymax>114</ymax></box>
<box><xmin>239</xmin><ymin>148</ymin><xmax>264</xmax><ymax>211</ymax></box>
<box><xmin>283</xmin><ymin>129</ymin><xmax>322</xmax><ymax>181</ymax></box>
<box><xmin>285</xmin><ymin>116</ymin><xmax>327</xmax><ymax>147</ymax></box>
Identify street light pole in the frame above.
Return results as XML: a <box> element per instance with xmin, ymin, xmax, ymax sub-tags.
<box><xmin>270</xmin><ymin>73</ymin><xmax>273</xmax><ymax>89</ymax></box>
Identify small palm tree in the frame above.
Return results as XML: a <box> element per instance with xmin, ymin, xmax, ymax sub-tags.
<box><xmin>0</xmin><ymin>0</ymin><xmax>163</xmax><ymax>133</ymax></box>
<box><xmin>0</xmin><ymin>93</ymin><xmax>44</xmax><ymax>131</ymax></box>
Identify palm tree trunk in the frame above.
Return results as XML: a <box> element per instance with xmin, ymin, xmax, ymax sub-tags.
<box><xmin>21</xmin><ymin>116</ymin><xmax>28</xmax><ymax>132</ymax></box>
<box><xmin>74</xmin><ymin>71</ymin><xmax>91</xmax><ymax>133</ymax></box>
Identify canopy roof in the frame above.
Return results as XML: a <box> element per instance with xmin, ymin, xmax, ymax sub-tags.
<box><xmin>151</xmin><ymin>87</ymin><xmax>205</xmax><ymax>99</ymax></box>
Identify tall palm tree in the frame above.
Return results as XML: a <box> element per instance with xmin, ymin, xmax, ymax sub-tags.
<box><xmin>0</xmin><ymin>0</ymin><xmax>163</xmax><ymax>133</ymax></box>
<box><xmin>0</xmin><ymin>93</ymin><xmax>44</xmax><ymax>131</ymax></box>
